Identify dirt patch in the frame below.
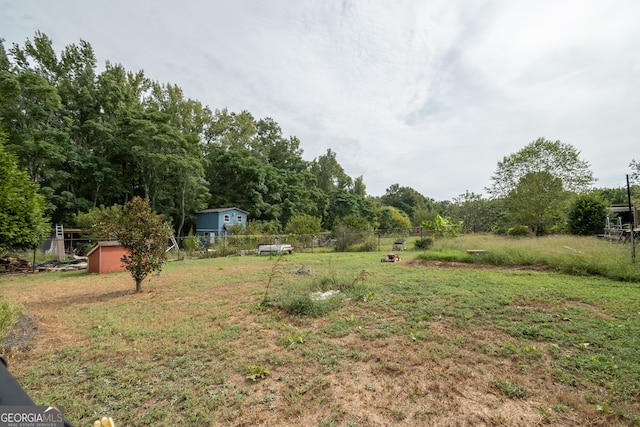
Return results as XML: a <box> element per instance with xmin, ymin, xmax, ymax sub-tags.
<box><xmin>407</xmin><ymin>259</ymin><xmax>553</xmax><ymax>272</ymax></box>
<box><xmin>2</xmin><ymin>313</ymin><xmax>39</xmax><ymax>352</ymax></box>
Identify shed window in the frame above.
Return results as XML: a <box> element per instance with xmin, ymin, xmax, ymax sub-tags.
<box><xmin>237</xmin><ymin>216</ymin><xmax>242</xmax><ymax>223</ymax></box>
<box><xmin>224</xmin><ymin>214</ymin><xmax>230</xmax><ymax>222</ymax></box>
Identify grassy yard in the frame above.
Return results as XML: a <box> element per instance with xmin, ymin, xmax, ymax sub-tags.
<box><xmin>1</xmin><ymin>235</ymin><xmax>639</xmax><ymax>426</ymax></box>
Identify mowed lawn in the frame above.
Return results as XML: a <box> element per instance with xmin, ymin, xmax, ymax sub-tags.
<box><xmin>1</xmin><ymin>241</ymin><xmax>640</xmax><ymax>426</ymax></box>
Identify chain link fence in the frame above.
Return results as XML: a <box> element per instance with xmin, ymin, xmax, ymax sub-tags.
<box><xmin>176</xmin><ymin>227</ymin><xmax>428</xmax><ymax>257</ymax></box>
<box><xmin>45</xmin><ymin>227</ymin><xmax>432</xmax><ymax>259</ymax></box>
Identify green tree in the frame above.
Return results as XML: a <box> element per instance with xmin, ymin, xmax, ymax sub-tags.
<box><xmin>310</xmin><ymin>149</ymin><xmax>352</xmax><ymax>193</ymax></box>
<box><xmin>595</xmin><ymin>187</ymin><xmax>634</xmax><ymax>205</ymax></box>
<box><xmin>285</xmin><ymin>214</ymin><xmax>322</xmax><ymax>236</ymax></box>
<box><xmin>0</xmin><ymin>69</ymin><xmax>69</xmax><ymax>186</ymax></box>
<box><xmin>567</xmin><ymin>193</ymin><xmax>608</xmax><ymax>236</ymax></box>
<box><xmin>324</xmin><ymin>189</ymin><xmax>376</xmax><ymax>230</ymax></box>
<box><xmin>204</xmin><ymin>108</ymin><xmax>256</xmax><ymax>152</ymax></box>
<box><xmin>380</xmin><ymin>184</ymin><xmax>433</xmax><ymax>224</ymax></box>
<box><xmin>488</xmin><ymin>138</ymin><xmax>595</xmax><ymax>234</ymax></box>
<box><xmin>333</xmin><ymin>214</ymin><xmax>375</xmax><ymax>252</ymax></box>
<box><xmin>488</xmin><ymin>138</ymin><xmax>595</xmax><ymax>197</ymax></box>
<box><xmin>97</xmin><ymin>197</ymin><xmax>172</xmax><ymax>293</ymax></box>
<box><xmin>422</xmin><ymin>214</ymin><xmax>462</xmax><ymax>238</ymax></box>
<box><xmin>0</xmin><ymin>130</ymin><xmax>50</xmax><ymax>252</ymax></box>
<box><xmin>73</xmin><ymin>204</ymin><xmax>123</xmax><ymax>234</ymax></box>
<box><xmin>631</xmin><ymin>159</ymin><xmax>640</xmax><ymax>183</ymax></box>
<box><xmin>376</xmin><ymin>206</ymin><xmax>411</xmax><ymax>231</ymax></box>
<box><xmin>506</xmin><ymin>171</ymin><xmax>566</xmax><ymax>235</ymax></box>
<box><xmin>448</xmin><ymin>191</ymin><xmax>505</xmax><ymax>233</ymax></box>
<box><xmin>285</xmin><ymin>214</ymin><xmax>322</xmax><ymax>248</ymax></box>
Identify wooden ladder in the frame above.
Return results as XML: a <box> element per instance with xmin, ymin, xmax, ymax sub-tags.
<box><xmin>54</xmin><ymin>224</ymin><xmax>65</xmax><ymax>260</ymax></box>
<box><xmin>166</xmin><ymin>235</ymin><xmax>180</xmax><ymax>253</ymax></box>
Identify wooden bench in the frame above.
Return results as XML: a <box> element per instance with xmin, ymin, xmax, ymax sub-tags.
<box><xmin>466</xmin><ymin>250</ymin><xmax>486</xmax><ymax>255</ymax></box>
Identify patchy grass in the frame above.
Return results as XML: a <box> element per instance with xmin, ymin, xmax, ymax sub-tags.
<box><xmin>0</xmin><ymin>248</ymin><xmax>639</xmax><ymax>426</ymax></box>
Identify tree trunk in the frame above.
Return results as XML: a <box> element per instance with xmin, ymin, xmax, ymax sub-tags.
<box><xmin>135</xmin><ymin>278</ymin><xmax>142</xmax><ymax>293</ymax></box>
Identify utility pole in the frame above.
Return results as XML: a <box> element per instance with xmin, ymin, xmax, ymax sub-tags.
<box><xmin>627</xmin><ymin>175</ymin><xmax>635</xmax><ymax>263</ymax></box>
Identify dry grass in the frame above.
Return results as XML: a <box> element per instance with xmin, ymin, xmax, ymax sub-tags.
<box><xmin>1</xmin><ymin>251</ymin><xmax>639</xmax><ymax>426</ymax></box>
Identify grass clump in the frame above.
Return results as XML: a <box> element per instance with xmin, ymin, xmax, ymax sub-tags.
<box><xmin>0</xmin><ymin>296</ymin><xmax>21</xmax><ymax>341</ymax></box>
<box><xmin>492</xmin><ymin>377</ymin><xmax>528</xmax><ymax>399</ymax></box>
<box><xmin>282</xmin><ymin>295</ymin><xmax>340</xmax><ymax>317</ymax></box>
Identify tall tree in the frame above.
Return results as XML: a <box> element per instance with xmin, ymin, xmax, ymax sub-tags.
<box><xmin>488</xmin><ymin>138</ymin><xmax>595</xmax><ymax>198</ymax></box>
<box><xmin>448</xmin><ymin>191</ymin><xmax>505</xmax><ymax>233</ymax></box>
<box><xmin>204</xmin><ymin>108</ymin><xmax>256</xmax><ymax>152</ymax></box>
<box><xmin>488</xmin><ymin>138</ymin><xmax>595</xmax><ymax>233</ymax></box>
<box><xmin>0</xmin><ymin>128</ymin><xmax>49</xmax><ymax>252</ymax></box>
<box><xmin>630</xmin><ymin>159</ymin><xmax>640</xmax><ymax>184</ymax></box>
<box><xmin>0</xmin><ymin>69</ymin><xmax>69</xmax><ymax>185</ymax></box>
<box><xmin>310</xmin><ymin>149</ymin><xmax>352</xmax><ymax>193</ymax></box>
<box><xmin>380</xmin><ymin>184</ymin><xmax>433</xmax><ymax>223</ymax></box>
<box><xmin>505</xmin><ymin>171</ymin><xmax>565</xmax><ymax>235</ymax></box>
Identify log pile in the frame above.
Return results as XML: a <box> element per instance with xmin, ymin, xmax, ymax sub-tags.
<box><xmin>0</xmin><ymin>256</ymin><xmax>88</xmax><ymax>274</ymax></box>
<box><xmin>0</xmin><ymin>256</ymin><xmax>31</xmax><ymax>273</ymax></box>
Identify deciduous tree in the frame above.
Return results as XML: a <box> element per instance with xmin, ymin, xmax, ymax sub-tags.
<box><xmin>380</xmin><ymin>184</ymin><xmax>433</xmax><ymax>223</ymax></box>
<box><xmin>0</xmin><ymin>129</ymin><xmax>49</xmax><ymax>252</ymax></box>
<box><xmin>488</xmin><ymin>138</ymin><xmax>595</xmax><ymax>233</ymax></box>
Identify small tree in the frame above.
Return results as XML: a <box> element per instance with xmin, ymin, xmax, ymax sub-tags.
<box><xmin>333</xmin><ymin>215</ymin><xmax>374</xmax><ymax>251</ymax></box>
<box><xmin>285</xmin><ymin>214</ymin><xmax>322</xmax><ymax>236</ymax></box>
<box><xmin>285</xmin><ymin>215</ymin><xmax>322</xmax><ymax>248</ymax></box>
<box><xmin>421</xmin><ymin>214</ymin><xmax>462</xmax><ymax>238</ymax></box>
<box><xmin>94</xmin><ymin>197</ymin><xmax>172</xmax><ymax>292</ymax></box>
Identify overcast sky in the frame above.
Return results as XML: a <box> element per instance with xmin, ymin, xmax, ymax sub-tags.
<box><xmin>2</xmin><ymin>0</ymin><xmax>639</xmax><ymax>201</ymax></box>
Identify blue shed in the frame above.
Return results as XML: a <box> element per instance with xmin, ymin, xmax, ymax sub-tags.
<box><xmin>195</xmin><ymin>207</ymin><xmax>249</xmax><ymax>243</ymax></box>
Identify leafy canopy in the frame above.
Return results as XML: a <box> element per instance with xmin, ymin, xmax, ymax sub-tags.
<box><xmin>488</xmin><ymin>138</ymin><xmax>595</xmax><ymax>198</ymax></box>
<box><xmin>0</xmin><ymin>130</ymin><xmax>50</xmax><ymax>252</ymax></box>
<box><xmin>488</xmin><ymin>138</ymin><xmax>595</xmax><ymax>234</ymax></box>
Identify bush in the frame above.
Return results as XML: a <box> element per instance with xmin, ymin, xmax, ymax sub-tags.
<box><xmin>568</xmin><ymin>194</ymin><xmax>608</xmax><ymax>236</ymax></box>
<box><xmin>414</xmin><ymin>237</ymin><xmax>434</xmax><ymax>250</ymax></box>
<box><xmin>183</xmin><ymin>230</ymin><xmax>202</xmax><ymax>256</ymax></box>
<box><xmin>507</xmin><ymin>225</ymin><xmax>530</xmax><ymax>236</ymax></box>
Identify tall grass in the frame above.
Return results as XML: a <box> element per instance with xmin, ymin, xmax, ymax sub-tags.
<box><xmin>0</xmin><ymin>296</ymin><xmax>21</xmax><ymax>341</ymax></box>
<box><xmin>416</xmin><ymin>234</ymin><xmax>640</xmax><ymax>281</ymax></box>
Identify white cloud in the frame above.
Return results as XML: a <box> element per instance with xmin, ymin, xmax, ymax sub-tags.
<box><xmin>1</xmin><ymin>0</ymin><xmax>639</xmax><ymax>200</ymax></box>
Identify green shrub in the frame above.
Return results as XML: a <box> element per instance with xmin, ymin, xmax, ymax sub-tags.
<box><xmin>414</xmin><ymin>237</ymin><xmax>433</xmax><ymax>250</ymax></box>
<box><xmin>183</xmin><ymin>230</ymin><xmax>202</xmax><ymax>256</ymax></box>
<box><xmin>567</xmin><ymin>193</ymin><xmax>608</xmax><ymax>236</ymax></box>
<box><xmin>507</xmin><ymin>225</ymin><xmax>530</xmax><ymax>236</ymax></box>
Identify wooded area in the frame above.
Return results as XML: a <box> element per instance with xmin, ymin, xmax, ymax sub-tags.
<box><xmin>1</xmin><ymin>32</ymin><xmax>639</xmax><ymax>250</ymax></box>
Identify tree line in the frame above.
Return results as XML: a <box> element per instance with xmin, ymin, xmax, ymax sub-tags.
<box><xmin>1</xmin><ymin>32</ymin><xmax>639</xmax><ymax>253</ymax></box>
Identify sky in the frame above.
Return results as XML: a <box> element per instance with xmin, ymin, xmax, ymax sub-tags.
<box><xmin>2</xmin><ymin>0</ymin><xmax>639</xmax><ymax>201</ymax></box>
